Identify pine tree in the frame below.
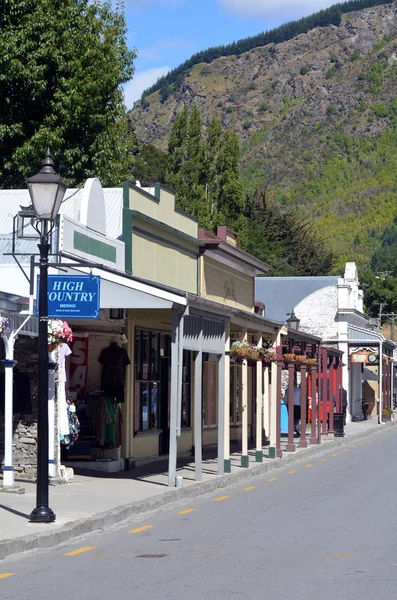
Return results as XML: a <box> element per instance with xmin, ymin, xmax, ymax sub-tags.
<box><xmin>215</xmin><ymin>128</ymin><xmax>244</xmax><ymax>225</ymax></box>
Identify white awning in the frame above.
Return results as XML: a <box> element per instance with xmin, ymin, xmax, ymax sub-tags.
<box><xmin>53</xmin><ymin>265</ymin><xmax>187</xmax><ymax>310</ymax></box>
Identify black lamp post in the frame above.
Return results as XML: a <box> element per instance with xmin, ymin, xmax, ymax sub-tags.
<box><xmin>286</xmin><ymin>309</ymin><xmax>300</xmax><ymax>331</ymax></box>
<box><xmin>27</xmin><ymin>150</ymin><xmax>67</xmax><ymax>523</ymax></box>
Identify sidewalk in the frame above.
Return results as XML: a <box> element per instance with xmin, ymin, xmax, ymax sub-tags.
<box><xmin>0</xmin><ymin>417</ymin><xmax>395</xmax><ymax>561</ymax></box>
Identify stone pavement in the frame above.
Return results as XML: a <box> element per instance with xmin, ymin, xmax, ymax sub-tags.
<box><xmin>0</xmin><ymin>416</ymin><xmax>394</xmax><ymax>562</ymax></box>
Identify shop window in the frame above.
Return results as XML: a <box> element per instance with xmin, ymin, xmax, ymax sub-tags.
<box><xmin>134</xmin><ymin>328</ymin><xmax>161</xmax><ymax>433</ymax></box>
<box><xmin>230</xmin><ymin>365</ymin><xmax>241</xmax><ymax>425</ymax></box>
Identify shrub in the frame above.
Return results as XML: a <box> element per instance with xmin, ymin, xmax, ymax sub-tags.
<box><xmin>243</xmin><ymin>120</ymin><xmax>252</xmax><ymax>130</ymax></box>
<box><xmin>258</xmin><ymin>102</ymin><xmax>269</xmax><ymax>113</ymax></box>
<box><xmin>371</xmin><ymin>102</ymin><xmax>388</xmax><ymax>118</ymax></box>
<box><xmin>351</xmin><ymin>49</ymin><xmax>360</xmax><ymax>62</ymax></box>
<box><xmin>300</xmin><ymin>66</ymin><xmax>309</xmax><ymax>75</ymax></box>
<box><xmin>249</xmin><ymin>82</ymin><xmax>257</xmax><ymax>90</ymax></box>
<box><xmin>217</xmin><ymin>100</ymin><xmax>223</xmax><ymax>107</ymax></box>
<box><xmin>225</xmin><ymin>106</ymin><xmax>233</xmax><ymax>114</ymax></box>
<box><xmin>327</xmin><ymin>105</ymin><xmax>338</xmax><ymax>115</ymax></box>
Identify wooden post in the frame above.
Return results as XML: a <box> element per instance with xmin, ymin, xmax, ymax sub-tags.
<box><xmin>321</xmin><ymin>348</ymin><xmax>327</xmax><ymax>437</ymax></box>
<box><xmin>194</xmin><ymin>349</ymin><xmax>203</xmax><ymax>481</ymax></box>
<box><xmin>285</xmin><ymin>361</ymin><xmax>296</xmax><ymax>452</ymax></box>
<box><xmin>328</xmin><ymin>358</ymin><xmax>335</xmax><ymax>437</ymax></box>
<box><xmin>276</xmin><ymin>362</ymin><xmax>283</xmax><ymax>458</ymax></box>
<box><xmin>298</xmin><ymin>363</ymin><xmax>308</xmax><ymax>448</ymax></box>
<box><xmin>309</xmin><ymin>364</ymin><xmax>318</xmax><ymax>445</ymax></box>
<box><xmin>255</xmin><ymin>334</ymin><xmax>263</xmax><ymax>462</ymax></box>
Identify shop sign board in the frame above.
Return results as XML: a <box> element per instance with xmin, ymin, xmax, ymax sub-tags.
<box><xmin>351</xmin><ymin>350</ymin><xmax>378</xmax><ymax>364</ymax></box>
<box><xmin>36</xmin><ymin>275</ymin><xmax>100</xmax><ymax>319</ymax></box>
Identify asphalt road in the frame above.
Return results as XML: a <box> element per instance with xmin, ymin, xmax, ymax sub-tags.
<box><xmin>1</xmin><ymin>430</ymin><xmax>397</xmax><ymax>600</ymax></box>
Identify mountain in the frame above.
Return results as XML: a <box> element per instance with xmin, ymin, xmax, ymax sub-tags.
<box><xmin>131</xmin><ymin>2</ymin><xmax>397</xmax><ymax>272</ymax></box>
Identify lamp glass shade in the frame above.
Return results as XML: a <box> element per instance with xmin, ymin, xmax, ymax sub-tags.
<box><xmin>26</xmin><ymin>151</ymin><xmax>67</xmax><ymax>220</ymax></box>
<box><xmin>27</xmin><ymin>180</ymin><xmax>67</xmax><ymax>220</ymax></box>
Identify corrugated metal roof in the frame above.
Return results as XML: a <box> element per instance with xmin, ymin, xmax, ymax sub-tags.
<box><xmin>255</xmin><ymin>276</ymin><xmax>340</xmax><ymax>323</ymax></box>
<box><xmin>0</xmin><ymin>188</ymin><xmax>123</xmax><ymax>239</ymax></box>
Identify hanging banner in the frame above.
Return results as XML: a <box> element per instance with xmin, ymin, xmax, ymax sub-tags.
<box><xmin>69</xmin><ymin>334</ymin><xmax>89</xmax><ymax>391</ymax></box>
<box><xmin>36</xmin><ymin>275</ymin><xmax>100</xmax><ymax>319</ymax></box>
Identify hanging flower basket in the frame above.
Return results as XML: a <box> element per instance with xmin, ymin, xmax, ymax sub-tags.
<box><xmin>48</xmin><ymin>319</ymin><xmax>73</xmax><ymax>350</ymax></box>
<box><xmin>247</xmin><ymin>346</ymin><xmax>260</xmax><ymax>362</ymax></box>
<box><xmin>283</xmin><ymin>353</ymin><xmax>296</xmax><ymax>363</ymax></box>
<box><xmin>230</xmin><ymin>341</ymin><xmax>250</xmax><ymax>360</ymax></box>
<box><xmin>0</xmin><ymin>316</ymin><xmax>11</xmax><ymax>337</ymax></box>
<box><xmin>307</xmin><ymin>358</ymin><xmax>317</xmax><ymax>366</ymax></box>
<box><xmin>295</xmin><ymin>355</ymin><xmax>307</xmax><ymax>364</ymax></box>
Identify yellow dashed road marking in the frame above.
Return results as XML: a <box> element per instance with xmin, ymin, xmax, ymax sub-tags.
<box><xmin>327</xmin><ymin>553</ymin><xmax>353</xmax><ymax>558</ymax></box>
<box><xmin>358</xmin><ymin>442</ymin><xmax>365</xmax><ymax>445</ymax></box>
<box><xmin>288</xmin><ymin>470</ymin><xmax>297</xmax><ymax>474</ymax></box>
<box><xmin>351</xmin><ymin>445</ymin><xmax>357</xmax><ymax>448</ymax></box>
<box><xmin>213</xmin><ymin>496</ymin><xmax>229</xmax><ymax>501</ymax></box>
<box><xmin>332</xmin><ymin>453</ymin><xmax>338</xmax><ymax>456</ymax></box>
<box><xmin>319</xmin><ymin>459</ymin><xmax>327</xmax><ymax>462</ymax></box>
<box><xmin>0</xmin><ymin>573</ymin><xmax>15</xmax><ymax>580</ymax></box>
<box><xmin>178</xmin><ymin>508</ymin><xmax>196</xmax><ymax>515</ymax></box>
<box><xmin>65</xmin><ymin>546</ymin><xmax>96</xmax><ymax>556</ymax></box>
<box><xmin>343</xmin><ymin>449</ymin><xmax>349</xmax><ymax>452</ymax></box>
<box><xmin>304</xmin><ymin>464</ymin><xmax>313</xmax><ymax>468</ymax></box>
<box><xmin>267</xmin><ymin>478</ymin><xmax>278</xmax><ymax>482</ymax></box>
<box><xmin>129</xmin><ymin>525</ymin><xmax>153</xmax><ymax>534</ymax></box>
<box><xmin>243</xmin><ymin>486</ymin><xmax>256</xmax><ymax>491</ymax></box>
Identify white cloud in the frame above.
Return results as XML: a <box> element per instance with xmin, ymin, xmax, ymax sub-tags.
<box><xmin>218</xmin><ymin>0</ymin><xmax>334</xmax><ymax>19</ymax></box>
<box><xmin>124</xmin><ymin>66</ymin><xmax>170</xmax><ymax>108</ymax></box>
<box><xmin>140</xmin><ymin>37</ymin><xmax>195</xmax><ymax>61</ymax></box>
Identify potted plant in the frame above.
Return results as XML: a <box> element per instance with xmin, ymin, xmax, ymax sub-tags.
<box><xmin>283</xmin><ymin>353</ymin><xmax>296</xmax><ymax>363</ymax></box>
<box><xmin>307</xmin><ymin>358</ymin><xmax>317</xmax><ymax>366</ymax></box>
<box><xmin>230</xmin><ymin>341</ymin><xmax>250</xmax><ymax>360</ymax></box>
<box><xmin>247</xmin><ymin>345</ymin><xmax>260</xmax><ymax>362</ymax></box>
<box><xmin>295</xmin><ymin>354</ymin><xmax>307</xmax><ymax>364</ymax></box>
<box><xmin>382</xmin><ymin>408</ymin><xmax>393</xmax><ymax>422</ymax></box>
<box><xmin>48</xmin><ymin>319</ymin><xmax>73</xmax><ymax>352</ymax></box>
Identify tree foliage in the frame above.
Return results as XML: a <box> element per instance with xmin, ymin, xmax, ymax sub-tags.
<box><xmin>165</xmin><ymin>107</ymin><xmax>335</xmax><ymax>275</ymax></box>
<box><xmin>239</xmin><ymin>191</ymin><xmax>336</xmax><ymax>276</ymax></box>
<box><xmin>0</xmin><ymin>0</ymin><xmax>136</xmax><ymax>188</ymax></box>
<box><xmin>131</xmin><ymin>144</ymin><xmax>169</xmax><ymax>187</ymax></box>
<box><xmin>141</xmin><ymin>0</ymin><xmax>392</xmax><ymax>100</ymax></box>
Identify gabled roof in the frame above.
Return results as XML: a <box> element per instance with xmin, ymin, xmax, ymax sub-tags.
<box><xmin>255</xmin><ymin>276</ymin><xmax>340</xmax><ymax>323</ymax></box>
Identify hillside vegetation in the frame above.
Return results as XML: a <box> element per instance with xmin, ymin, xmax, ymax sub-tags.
<box><xmin>131</xmin><ymin>2</ymin><xmax>397</xmax><ymax>273</ymax></box>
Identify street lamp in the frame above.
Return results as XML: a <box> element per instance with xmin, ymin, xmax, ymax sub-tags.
<box><xmin>27</xmin><ymin>150</ymin><xmax>67</xmax><ymax>523</ymax></box>
<box><xmin>286</xmin><ymin>309</ymin><xmax>300</xmax><ymax>331</ymax></box>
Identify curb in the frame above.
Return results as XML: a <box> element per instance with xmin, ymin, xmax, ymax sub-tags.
<box><xmin>1</xmin><ymin>420</ymin><xmax>395</xmax><ymax>561</ymax></box>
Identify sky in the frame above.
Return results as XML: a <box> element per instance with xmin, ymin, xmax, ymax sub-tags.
<box><xmin>124</xmin><ymin>0</ymin><xmax>337</xmax><ymax>108</ymax></box>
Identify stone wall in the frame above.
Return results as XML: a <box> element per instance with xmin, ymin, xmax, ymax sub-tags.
<box><xmin>0</xmin><ymin>336</ymin><xmax>39</xmax><ymax>478</ymax></box>
<box><xmin>0</xmin><ymin>415</ymin><xmax>37</xmax><ymax>477</ymax></box>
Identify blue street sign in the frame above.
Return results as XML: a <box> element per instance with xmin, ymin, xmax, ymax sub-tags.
<box><xmin>37</xmin><ymin>275</ymin><xmax>100</xmax><ymax>319</ymax></box>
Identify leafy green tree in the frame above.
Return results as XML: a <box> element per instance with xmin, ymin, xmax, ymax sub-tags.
<box><xmin>0</xmin><ymin>0</ymin><xmax>136</xmax><ymax>188</ymax></box>
<box><xmin>215</xmin><ymin>128</ymin><xmax>244</xmax><ymax>225</ymax></box>
<box><xmin>132</xmin><ymin>144</ymin><xmax>168</xmax><ymax>186</ymax></box>
<box><xmin>166</xmin><ymin>105</ymin><xmax>207</xmax><ymax>220</ymax></box>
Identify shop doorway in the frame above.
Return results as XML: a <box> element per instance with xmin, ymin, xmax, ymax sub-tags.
<box><xmin>159</xmin><ymin>356</ymin><xmax>170</xmax><ymax>455</ymax></box>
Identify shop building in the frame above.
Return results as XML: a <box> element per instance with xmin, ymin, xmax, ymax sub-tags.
<box><xmin>255</xmin><ymin>262</ymin><xmax>396</xmax><ymax>423</ymax></box>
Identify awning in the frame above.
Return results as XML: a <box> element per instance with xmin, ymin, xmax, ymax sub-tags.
<box><xmin>362</xmin><ymin>368</ymin><xmax>379</xmax><ymax>382</ymax></box>
<box><xmin>53</xmin><ymin>265</ymin><xmax>187</xmax><ymax>310</ymax></box>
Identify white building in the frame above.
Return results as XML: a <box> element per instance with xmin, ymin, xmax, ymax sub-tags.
<box><xmin>255</xmin><ymin>263</ymin><xmax>396</xmax><ymax>422</ymax></box>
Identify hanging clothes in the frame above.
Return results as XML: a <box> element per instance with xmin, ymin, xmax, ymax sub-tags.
<box><xmin>58</xmin><ymin>343</ymin><xmax>72</xmax><ymax>436</ymax></box>
<box><xmin>86</xmin><ymin>395</ymin><xmax>113</xmax><ymax>447</ymax></box>
<box><xmin>60</xmin><ymin>400</ymin><xmax>80</xmax><ymax>448</ymax></box>
<box><xmin>98</xmin><ymin>343</ymin><xmax>130</xmax><ymax>403</ymax></box>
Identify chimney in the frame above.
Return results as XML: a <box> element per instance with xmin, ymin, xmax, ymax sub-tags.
<box><xmin>216</xmin><ymin>226</ymin><xmax>238</xmax><ymax>248</ymax></box>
